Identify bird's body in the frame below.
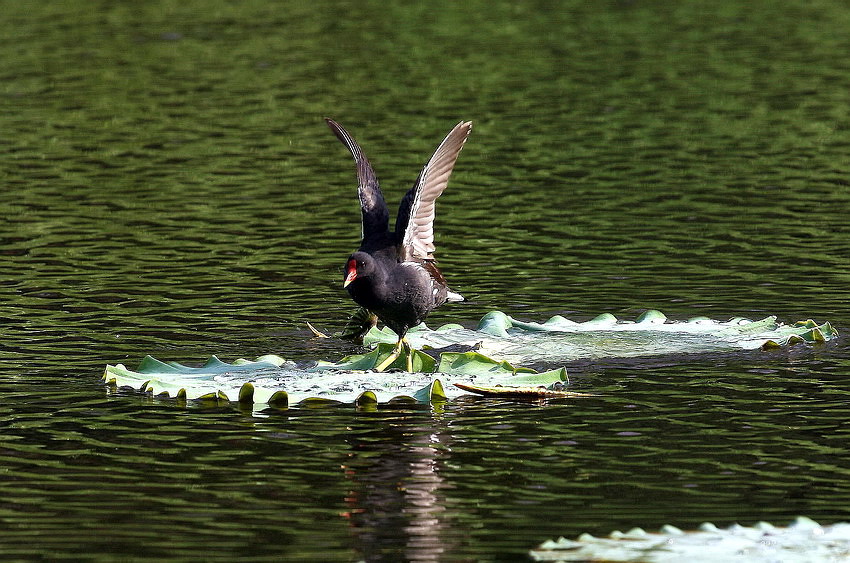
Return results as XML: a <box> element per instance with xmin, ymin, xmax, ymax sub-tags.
<box><xmin>326</xmin><ymin>118</ymin><xmax>472</xmax><ymax>370</ymax></box>
<box><xmin>345</xmin><ymin>253</ymin><xmax>450</xmax><ymax>336</ymax></box>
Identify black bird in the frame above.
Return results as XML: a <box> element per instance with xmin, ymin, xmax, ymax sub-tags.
<box><xmin>326</xmin><ymin>118</ymin><xmax>472</xmax><ymax>371</ymax></box>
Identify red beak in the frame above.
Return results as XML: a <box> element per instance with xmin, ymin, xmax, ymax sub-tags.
<box><xmin>343</xmin><ymin>261</ymin><xmax>357</xmax><ymax>288</ymax></box>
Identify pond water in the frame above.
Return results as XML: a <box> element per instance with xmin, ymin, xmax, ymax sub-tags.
<box><xmin>2</xmin><ymin>1</ymin><xmax>850</xmax><ymax>561</ymax></box>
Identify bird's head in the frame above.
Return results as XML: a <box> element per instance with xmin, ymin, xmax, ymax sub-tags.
<box><xmin>343</xmin><ymin>251</ymin><xmax>375</xmax><ymax>288</ymax></box>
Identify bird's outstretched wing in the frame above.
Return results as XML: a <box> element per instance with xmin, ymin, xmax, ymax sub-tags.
<box><xmin>325</xmin><ymin>118</ymin><xmax>390</xmax><ymax>242</ymax></box>
<box><xmin>396</xmin><ymin>121</ymin><xmax>472</xmax><ymax>261</ymax></box>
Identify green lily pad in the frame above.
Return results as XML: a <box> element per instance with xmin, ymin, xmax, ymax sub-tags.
<box><xmin>367</xmin><ymin>309</ymin><xmax>837</xmax><ymax>365</ymax></box>
<box><xmin>104</xmin><ymin>309</ymin><xmax>836</xmax><ymax>411</ymax></box>
<box><xmin>103</xmin><ymin>347</ymin><xmax>576</xmax><ymax>411</ymax></box>
<box><xmin>436</xmin><ymin>351</ymin><xmax>521</xmax><ymax>377</ymax></box>
<box><xmin>413</xmin><ymin>379</ymin><xmax>447</xmax><ymax>403</ymax></box>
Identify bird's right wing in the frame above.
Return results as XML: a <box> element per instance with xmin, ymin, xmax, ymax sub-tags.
<box><xmin>326</xmin><ymin>118</ymin><xmax>390</xmax><ymax>241</ymax></box>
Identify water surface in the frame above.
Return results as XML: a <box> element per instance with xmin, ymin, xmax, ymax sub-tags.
<box><xmin>2</xmin><ymin>1</ymin><xmax>850</xmax><ymax>561</ymax></box>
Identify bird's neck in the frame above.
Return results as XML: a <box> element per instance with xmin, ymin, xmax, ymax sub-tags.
<box><xmin>350</xmin><ymin>266</ymin><xmax>390</xmax><ymax>306</ymax></box>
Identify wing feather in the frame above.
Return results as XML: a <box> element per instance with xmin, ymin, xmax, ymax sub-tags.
<box><xmin>325</xmin><ymin>118</ymin><xmax>389</xmax><ymax>242</ymax></box>
<box><xmin>397</xmin><ymin>121</ymin><xmax>472</xmax><ymax>261</ymax></box>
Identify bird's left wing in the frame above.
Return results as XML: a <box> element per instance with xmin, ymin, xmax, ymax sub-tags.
<box><xmin>397</xmin><ymin>121</ymin><xmax>472</xmax><ymax>261</ymax></box>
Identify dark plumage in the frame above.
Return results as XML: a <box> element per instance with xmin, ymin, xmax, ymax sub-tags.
<box><xmin>326</xmin><ymin>118</ymin><xmax>471</xmax><ymax>371</ymax></box>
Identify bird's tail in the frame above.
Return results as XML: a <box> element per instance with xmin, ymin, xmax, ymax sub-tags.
<box><xmin>446</xmin><ymin>289</ymin><xmax>465</xmax><ymax>302</ymax></box>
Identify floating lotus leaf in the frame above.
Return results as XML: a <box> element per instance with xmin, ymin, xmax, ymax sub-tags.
<box><xmin>103</xmin><ymin>310</ymin><xmax>836</xmax><ymax>410</ymax></box>
<box><xmin>102</xmin><ymin>344</ymin><xmax>570</xmax><ymax>410</ymax></box>
<box><xmin>530</xmin><ymin>517</ymin><xmax>850</xmax><ymax>562</ymax></box>
<box><xmin>364</xmin><ymin>310</ymin><xmax>838</xmax><ymax>365</ymax></box>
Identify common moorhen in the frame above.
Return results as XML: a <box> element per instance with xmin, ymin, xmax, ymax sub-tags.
<box><xmin>326</xmin><ymin>118</ymin><xmax>472</xmax><ymax>371</ymax></box>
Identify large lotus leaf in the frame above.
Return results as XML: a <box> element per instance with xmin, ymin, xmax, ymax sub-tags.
<box><xmin>530</xmin><ymin>517</ymin><xmax>850</xmax><ymax>562</ymax></box>
<box><xmin>104</xmin><ymin>310</ymin><xmax>836</xmax><ymax>410</ymax></box>
<box><xmin>364</xmin><ymin>310</ymin><xmax>837</xmax><ymax>365</ymax></box>
<box><xmin>102</xmin><ymin>347</ymin><xmax>571</xmax><ymax>410</ymax></box>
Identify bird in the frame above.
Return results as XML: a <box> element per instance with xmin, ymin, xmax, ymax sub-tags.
<box><xmin>325</xmin><ymin>118</ymin><xmax>472</xmax><ymax>372</ymax></box>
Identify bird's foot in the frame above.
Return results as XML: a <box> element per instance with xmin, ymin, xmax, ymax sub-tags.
<box><xmin>403</xmin><ymin>339</ymin><xmax>414</xmax><ymax>373</ymax></box>
<box><xmin>375</xmin><ymin>340</ymin><xmax>403</xmax><ymax>372</ymax></box>
<box><xmin>375</xmin><ymin>338</ymin><xmax>416</xmax><ymax>373</ymax></box>
<box><xmin>340</xmin><ymin>308</ymin><xmax>378</xmax><ymax>343</ymax></box>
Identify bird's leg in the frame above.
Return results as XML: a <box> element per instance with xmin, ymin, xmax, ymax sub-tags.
<box><xmin>375</xmin><ymin>338</ymin><xmax>403</xmax><ymax>372</ymax></box>
<box><xmin>403</xmin><ymin>338</ymin><xmax>414</xmax><ymax>373</ymax></box>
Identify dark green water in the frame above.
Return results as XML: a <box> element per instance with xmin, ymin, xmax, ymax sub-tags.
<box><xmin>2</xmin><ymin>1</ymin><xmax>850</xmax><ymax>561</ymax></box>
